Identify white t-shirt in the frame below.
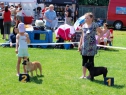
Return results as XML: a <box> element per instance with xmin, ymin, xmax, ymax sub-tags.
<box><xmin>10</xmin><ymin>7</ymin><xmax>16</xmax><ymax>15</ymax></box>
<box><xmin>19</xmin><ymin>34</ymin><xmax>28</xmax><ymax>49</ymax></box>
<box><xmin>16</xmin><ymin>8</ymin><xmax>22</xmax><ymax>16</ymax></box>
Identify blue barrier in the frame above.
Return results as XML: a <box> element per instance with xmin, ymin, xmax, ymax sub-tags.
<box><xmin>46</xmin><ymin>30</ymin><xmax>53</xmax><ymax>43</ymax></box>
<box><xmin>26</xmin><ymin>31</ymin><xmax>33</xmax><ymax>40</ymax></box>
<box><xmin>26</xmin><ymin>30</ymin><xmax>53</xmax><ymax>48</ymax></box>
<box><xmin>63</xmin><ymin>44</ymin><xmax>71</xmax><ymax>49</ymax></box>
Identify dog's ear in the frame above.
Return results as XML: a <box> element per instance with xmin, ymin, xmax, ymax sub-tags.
<box><xmin>22</xmin><ymin>60</ymin><xmax>27</xmax><ymax>65</ymax></box>
<box><xmin>84</xmin><ymin>63</ymin><xmax>88</xmax><ymax>67</ymax></box>
<box><xmin>27</xmin><ymin>58</ymin><xmax>30</xmax><ymax>62</ymax></box>
<box><xmin>88</xmin><ymin>62</ymin><xmax>94</xmax><ymax>67</ymax></box>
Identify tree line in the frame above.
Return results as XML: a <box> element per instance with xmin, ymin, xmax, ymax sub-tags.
<box><xmin>78</xmin><ymin>0</ymin><xmax>109</xmax><ymax>6</ymax></box>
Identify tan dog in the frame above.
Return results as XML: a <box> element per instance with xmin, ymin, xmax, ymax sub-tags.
<box><xmin>22</xmin><ymin>59</ymin><xmax>42</xmax><ymax>77</ymax></box>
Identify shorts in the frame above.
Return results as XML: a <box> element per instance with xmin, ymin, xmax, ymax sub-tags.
<box><xmin>82</xmin><ymin>56</ymin><xmax>94</xmax><ymax>66</ymax></box>
<box><xmin>16</xmin><ymin>16</ymin><xmax>22</xmax><ymax>21</ymax></box>
<box><xmin>103</xmin><ymin>37</ymin><xmax>108</xmax><ymax>43</ymax></box>
<box><xmin>65</xmin><ymin>17</ymin><xmax>72</xmax><ymax>25</ymax></box>
<box><xmin>18</xmin><ymin>48</ymin><xmax>29</xmax><ymax>57</ymax></box>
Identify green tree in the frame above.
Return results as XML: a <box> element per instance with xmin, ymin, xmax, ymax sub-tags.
<box><xmin>97</xmin><ymin>0</ymin><xmax>109</xmax><ymax>6</ymax></box>
<box><xmin>78</xmin><ymin>0</ymin><xmax>109</xmax><ymax>6</ymax></box>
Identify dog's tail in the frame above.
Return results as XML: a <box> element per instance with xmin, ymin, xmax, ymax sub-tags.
<box><xmin>104</xmin><ymin>67</ymin><xmax>108</xmax><ymax>78</ymax></box>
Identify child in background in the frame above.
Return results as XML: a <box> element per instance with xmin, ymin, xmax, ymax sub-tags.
<box><xmin>1</xmin><ymin>27</ymin><xmax>18</xmax><ymax>47</ymax></box>
<box><xmin>9</xmin><ymin>27</ymin><xmax>19</xmax><ymax>47</ymax></box>
<box><xmin>99</xmin><ymin>23</ymin><xmax>110</xmax><ymax>46</ymax></box>
<box><xmin>15</xmin><ymin>22</ymin><xmax>30</xmax><ymax>76</ymax></box>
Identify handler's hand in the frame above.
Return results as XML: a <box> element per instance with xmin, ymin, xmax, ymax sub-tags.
<box><xmin>10</xmin><ymin>42</ymin><xmax>12</xmax><ymax>47</ymax></box>
<box><xmin>15</xmin><ymin>50</ymin><xmax>18</xmax><ymax>54</ymax></box>
<box><xmin>78</xmin><ymin>46</ymin><xmax>82</xmax><ymax>52</ymax></box>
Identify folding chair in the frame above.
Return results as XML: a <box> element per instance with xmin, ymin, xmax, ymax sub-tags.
<box><xmin>109</xmin><ymin>29</ymin><xmax>114</xmax><ymax>46</ymax></box>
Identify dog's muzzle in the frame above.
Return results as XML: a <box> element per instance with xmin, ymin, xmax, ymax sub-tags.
<box><xmin>22</xmin><ymin>61</ymin><xmax>27</xmax><ymax>65</ymax></box>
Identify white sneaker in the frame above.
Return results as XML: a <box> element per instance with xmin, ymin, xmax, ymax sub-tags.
<box><xmin>16</xmin><ymin>74</ymin><xmax>19</xmax><ymax>76</ymax></box>
<box><xmin>80</xmin><ymin>76</ymin><xmax>86</xmax><ymax>79</ymax></box>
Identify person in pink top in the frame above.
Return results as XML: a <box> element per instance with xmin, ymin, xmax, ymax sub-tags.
<box><xmin>2</xmin><ymin>5</ymin><xmax>11</xmax><ymax>40</ymax></box>
<box><xmin>99</xmin><ymin>23</ymin><xmax>110</xmax><ymax>46</ymax></box>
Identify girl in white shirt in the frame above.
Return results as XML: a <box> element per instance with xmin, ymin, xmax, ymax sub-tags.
<box><xmin>15</xmin><ymin>22</ymin><xmax>30</xmax><ymax>76</ymax></box>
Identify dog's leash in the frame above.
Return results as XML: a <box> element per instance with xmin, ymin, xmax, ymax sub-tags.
<box><xmin>0</xmin><ymin>42</ymin><xmax>126</xmax><ymax>50</ymax></box>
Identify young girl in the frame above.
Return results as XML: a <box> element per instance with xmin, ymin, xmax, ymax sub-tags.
<box><xmin>15</xmin><ymin>22</ymin><xmax>30</xmax><ymax>76</ymax></box>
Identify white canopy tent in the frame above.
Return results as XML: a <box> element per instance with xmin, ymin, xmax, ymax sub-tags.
<box><xmin>0</xmin><ymin>0</ymin><xmax>36</xmax><ymax>3</ymax></box>
<box><xmin>0</xmin><ymin>0</ymin><xmax>37</xmax><ymax>16</ymax></box>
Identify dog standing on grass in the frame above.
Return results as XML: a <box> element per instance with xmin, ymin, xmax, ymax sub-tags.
<box><xmin>22</xmin><ymin>58</ymin><xmax>42</xmax><ymax>77</ymax></box>
<box><xmin>85</xmin><ymin>62</ymin><xmax>108</xmax><ymax>81</ymax></box>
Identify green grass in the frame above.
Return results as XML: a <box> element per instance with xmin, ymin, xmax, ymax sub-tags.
<box><xmin>0</xmin><ymin>30</ymin><xmax>126</xmax><ymax>95</ymax></box>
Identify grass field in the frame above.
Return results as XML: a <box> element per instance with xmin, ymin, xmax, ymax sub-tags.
<box><xmin>0</xmin><ymin>30</ymin><xmax>126</xmax><ymax>95</ymax></box>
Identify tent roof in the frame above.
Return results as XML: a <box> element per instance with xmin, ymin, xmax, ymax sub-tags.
<box><xmin>0</xmin><ymin>0</ymin><xmax>36</xmax><ymax>3</ymax></box>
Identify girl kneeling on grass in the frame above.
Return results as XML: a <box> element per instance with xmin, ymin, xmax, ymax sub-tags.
<box><xmin>2</xmin><ymin>27</ymin><xmax>18</xmax><ymax>47</ymax></box>
<box><xmin>15</xmin><ymin>22</ymin><xmax>30</xmax><ymax>76</ymax></box>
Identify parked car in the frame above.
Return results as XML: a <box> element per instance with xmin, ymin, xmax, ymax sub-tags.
<box><xmin>107</xmin><ymin>0</ymin><xmax>126</xmax><ymax>30</ymax></box>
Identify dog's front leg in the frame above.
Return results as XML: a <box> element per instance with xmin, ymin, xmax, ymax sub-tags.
<box><xmin>90</xmin><ymin>76</ymin><xmax>94</xmax><ymax>81</ymax></box>
<box><xmin>89</xmin><ymin>72</ymin><xmax>94</xmax><ymax>81</ymax></box>
<box><xmin>90</xmin><ymin>73</ymin><xmax>94</xmax><ymax>81</ymax></box>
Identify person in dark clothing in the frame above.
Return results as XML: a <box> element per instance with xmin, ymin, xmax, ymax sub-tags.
<box><xmin>2</xmin><ymin>5</ymin><xmax>11</xmax><ymax>40</ymax></box>
<box><xmin>9</xmin><ymin>27</ymin><xmax>19</xmax><ymax>47</ymax></box>
<box><xmin>55</xmin><ymin>37</ymin><xmax>64</xmax><ymax>49</ymax></box>
<box><xmin>74</xmin><ymin>8</ymin><xmax>79</xmax><ymax>23</ymax></box>
<box><xmin>0</xmin><ymin>2</ymin><xmax>4</xmax><ymax>39</ymax></box>
<box><xmin>65</xmin><ymin>5</ymin><xmax>72</xmax><ymax>25</ymax></box>
<box><xmin>1</xmin><ymin>27</ymin><xmax>18</xmax><ymax>47</ymax></box>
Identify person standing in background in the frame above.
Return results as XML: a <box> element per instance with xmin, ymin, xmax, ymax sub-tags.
<box><xmin>42</xmin><ymin>5</ymin><xmax>46</xmax><ymax>17</ymax></box>
<box><xmin>36</xmin><ymin>6</ymin><xmax>42</xmax><ymax>20</ymax></box>
<box><xmin>16</xmin><ymin>4</ymin><xmax>23</xmax><ymax>27</ymax></box>
<box><xmin>44</xmin><ymin>4</ymin><xmax>57</xmax><ymax>31</ymax></box>
<box><xmin>10</xmin><ymin>5</ymin><xmax>15</xmax><ymax>26</ymax></box>
<box><xmin>43</xmin><ymin>7</ymin><xmax>49</xmax><ymax>24</ymax></box>
<box><xmin>74</xmin><ymin>8</ymin><xmax>79</xmax><ymax>23</ymax></box>
<box><xmin>2</xmin><ymin>5</ymin><xmax>11</xmax><ymax>40</ymax></box>
<box><xmin>65</xmin><ymin>5</ymin><xmax>72</xmax><ymax>25</ymax></box>
<box><xmin>0</xmin><ymin>2</ymin><xmax>4</xmax><ymax>39</ymax></box>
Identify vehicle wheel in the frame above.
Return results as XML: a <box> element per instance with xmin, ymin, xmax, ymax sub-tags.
<box><xmin>114</xmin><ymin>21</ymin><xmax>123</xmax><ymax>30</ymax></box>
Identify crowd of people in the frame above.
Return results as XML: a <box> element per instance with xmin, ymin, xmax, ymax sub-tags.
<box><xmin>0</xmin><ymin>3</ymin><xmax>112</xmax><ymax>48</ymax></box>
<box><xmin>0</xmin><ymin>2</ymin><xmax>24</xmax><ymax>40</ymax></box>
<box><xmin>0</xmin><ymin>3</ymin><xmax>74</xmax><ymax>41</ymax></box>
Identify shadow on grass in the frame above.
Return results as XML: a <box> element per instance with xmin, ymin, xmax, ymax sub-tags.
<box><xmin>30</xmin><ymin>75</ymin><xmax>44</xmax><ymax>84</ymax></box>
<box><xmin>93</xmin><ymin>79</ymin><xmax>125</xmax><ymax>89</ymax></box>
<box><xmin>108</xmin><ymin>27</ymin><xmax>126</xmax><ymax>31</ymax></box>
<box><xmin>28</xmin><ymin>45</ymin><xmax>78</xmax><ymax>50</ymax></box>
<box><xmin>98</xmin><ymin>48</ymin><xmax>119</xmax><ymax>52</ymax></box>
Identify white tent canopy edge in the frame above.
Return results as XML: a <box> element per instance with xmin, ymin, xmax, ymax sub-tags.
<box><xmin>0</xmin><ymin>0</ymin><xmax>36</xmax><ymax>3</ymax></box>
